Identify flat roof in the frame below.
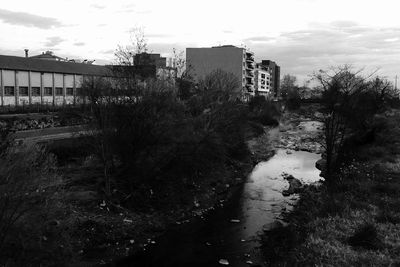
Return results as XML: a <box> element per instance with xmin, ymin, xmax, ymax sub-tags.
<box><xmin>0</xmin><ymin>55</ymin><xmax>110</xmax><ymax>76</ymax></box>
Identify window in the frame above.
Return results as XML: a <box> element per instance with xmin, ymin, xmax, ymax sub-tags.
<box><xmin>76</xmin><ymin>88</ymin><xmax>82</xmax><ymax>96</ymax></box>
<box><xmin>66</xmin><ymin>87</ymin><xmax>73</xmax><ymax>96</ymax></box>
<box><xmin>4</xmin><ymin>86</ymin><xmax>14</xmax><ymax>96</ymax></box>
<box><xmin>19</xmin><ymin>86</ymin><xmax>28</xmax><ymax>96</ymax></box>
<box><xmin>55</xmin><ymin>87</ymin><xmax>63</xmax><ymax>96</ymax></box>
<box><xmin>32</xmin><ymin>87</ymin><xmax>40</xmax><ymax>96</ymax></box>
<box><xmin>44</xmin><ymin>87</ymin><xmax>53</xmax><ymax>96</ymax></box>
<box><xmin>261</xmin><ymin>74</ymin><xmax>266</xmax><ymax>79</ymax></box>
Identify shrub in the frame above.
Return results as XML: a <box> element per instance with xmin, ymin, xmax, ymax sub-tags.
<box><xmin>348</xmin><ymin>223</ymin><xmax>382</xmax><ymax>250</ymax></box>
<box><xmin>0</xmin><ymin>144</ymin><xmax>65</xmax><ymax>265</ymax></box>
<box><xmin>248</xmin><ymin>96</ymin><xmax>280</xmax><ymax>126</ymax></box>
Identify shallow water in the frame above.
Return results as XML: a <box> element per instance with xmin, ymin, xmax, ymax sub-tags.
<box><xmin>117</xmin><ymin>149</ymin><xmax>321</xmax><ymax>267</ymax></box>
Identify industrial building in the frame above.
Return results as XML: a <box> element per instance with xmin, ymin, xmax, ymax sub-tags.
<box><xmin>0</xmin><ymin>51</ymin><xmax>176</xmax><ymax>107</ymax></box>
<box><xmin>0</xmin><ymin>52</ymin><xmax>109</xmax><ymax>107</ymax></box>
<box><xmin>186</xmin><ymin>45</ymin><xmax>255</xmax><ymax>99</ymax></box>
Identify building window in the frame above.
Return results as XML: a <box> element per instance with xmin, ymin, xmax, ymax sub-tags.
<box><xmin>55</xmin><ymin>87</ymin><xmax>63</xmax><ymax>96</ymax></box>
<box><xmin>32</xmin><ymin>87</ymin><xmax>40</xmax><ymax>96</ymax></box>
<box><xmin>261</xmin><ymin>74</ymin><xmax>266</xmax><ymax>79</ymax></box>
<box><xmin>44</xmin><ymin>87</ymin><xmax>53</xmax><ymax>96</ymax></box>
<box><xmin>76</xmin><ymin>88</ymin><xmax>82</xmax><ymax>96</ymax></box>
<box><xmin>19</xmin><ymin>86</ymin><xmax>28</xmax><ymax>96</ymax></box>
<box><xmin>4</xmin><ymin>86</ymin><xmax>15</xmax><ymax>96</ymax></box>
<box><xmin>66</xmin><ymin>87</ymin><xmax>74</xmax><ymax>96</ymax></box>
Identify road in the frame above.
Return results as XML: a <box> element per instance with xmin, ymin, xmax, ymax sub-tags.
<box><xmin>12</xmin><ymin>125</ymin><xmax>89</xmax><ymax>143</ymax></box>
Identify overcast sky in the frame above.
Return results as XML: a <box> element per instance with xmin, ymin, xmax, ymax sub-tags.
<box><xmin>0</xmin><ymin>0</ymin><xmax>399</xmax><ymax>84</ymax></box>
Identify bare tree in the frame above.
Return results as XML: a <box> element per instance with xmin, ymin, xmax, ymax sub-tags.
<box><xmin>114</xmin><ymin>27</ymin><xmax>148</xmax><ymax>66</ymax></box>
<box><xmin>280</xmin><ymin>74</ymin><xmax>297</xmax><ymax>99</ymax></box>
<box><xmin>314</xmin><ymin>65</ymin><xmax>394</xmax><ymax>180</ymax></box>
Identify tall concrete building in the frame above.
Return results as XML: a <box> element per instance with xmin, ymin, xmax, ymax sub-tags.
<box><xmin>254</xmin><ymin>63</ymin><xmax>272</xmax><ymax>98</ymax></box>
<box><xmin>186</xmin><ymin>45</ymin><xmax>255</xmax><ymax>98</ymax></box>
<box><xmin>259</xmin><ymin>60</ymin><xmax>280</xmax><ymax>97</ymax></box>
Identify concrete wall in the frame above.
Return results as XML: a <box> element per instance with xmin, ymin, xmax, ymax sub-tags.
<box><xmin>31</xmin><ymin>72</ymin><xmax>41</xmax><ymax>104</ymax></box>
<box><xmin>3</xmin><ymin>70</ymin><xmax>15</xmax><ymax>106</ymax></box>
<box><xmin>186</xmin><ymin>47</ymin><xmax>244</xmax><ymax>87</ymax></box>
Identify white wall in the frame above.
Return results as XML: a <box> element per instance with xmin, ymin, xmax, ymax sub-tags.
<box><xmin>54</xmin><ymin>73</ymin><xmax>64</xmax><ymax>105</ymax></box>
<box><xmin>3</xmin><ymin>70</ymin><xmax>15</xmax><ymax>106</ymax></box>
<box><xmin>31</xmin><ymin>72</ymin><xmax>41</xmax><ymax>104</ymax></box>
<box><xmin>17</xmin><ymin>71</ymin><xmax>29</xmax><ymax>105</ymax></box>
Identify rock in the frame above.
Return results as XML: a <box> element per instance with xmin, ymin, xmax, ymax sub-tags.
<box><xmin>219</xmin><ymin>259</ymin><xmax>229</xmax><ymax>265</ymax></box>
<box><xmin>282</xmin><ymin>174</ymin><xmax>303</xmax><ymax>196</ymax></box>
<box><xmin>315</xmin><ymin>158</ymin><xmax>326</xmax><ymax>170</ymax></box>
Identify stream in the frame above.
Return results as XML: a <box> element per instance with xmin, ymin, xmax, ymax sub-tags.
<box><xmin>115</xmin><ymin>148</ymin><xmax>322</xmax><ymax>267</ymax></box>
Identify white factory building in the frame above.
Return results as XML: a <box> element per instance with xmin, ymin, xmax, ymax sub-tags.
<box><xmin>0</xmin><ymin>51</ymin><xmax>109</xmax><ymax>107</ymax></box>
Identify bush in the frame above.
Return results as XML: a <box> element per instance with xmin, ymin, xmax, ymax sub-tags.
<box><xmin>0</xmin><ymin>144</ymin><xmax>68</xmax><ymax>265</ymax></box>
<box><xmin>248</xmin><ymin>96</ymin><xmax>280</xmax><ymax>126</ymax></box>
<box><xmin>83</xmin><ymin>72</ymin><xmax>251</xmax><ymax>208</ymax></box>
<box><xmin>348</xmin><ymin>223</ymin><xmax>382</xmax><ymax>250</ymax></box>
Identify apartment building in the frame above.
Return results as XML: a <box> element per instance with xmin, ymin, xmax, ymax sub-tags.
<box><xmin>186</xmin><ymin>45</ymin><xmax>255</xmax><ymax>98</ymax></box>
<box><xmin>254</xmin><ymin>63</ymin><xmax>272</xmax><ymax>98</ymax></box>
<box><xmin>259</xmin><ymin>60</ymin><xmax>280</xmax><ymax>97</ymax></box>
<box><xmin>0</xmin><ymin>53</ymin><xmax>109</xmax><ymax>107</ymax></box>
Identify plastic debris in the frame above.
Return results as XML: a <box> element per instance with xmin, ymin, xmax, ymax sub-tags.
<box><xmin>129</xmin><ymin>239</ymin><xmax>135</xmax><ymax>244</ymax></box>
<box><xmin>123</xmin><ymin>218</ymin><xmax>133</xmax><ymax>223</ymax></box>
<box><xmin>230</xmin><ymin>219</ymin><xmax>240</xmax><ymax>223</ymax></box>
<box><xmin>246</xmin><ymin>260</ymin><xmax>253</xmax><ymax>265</ymax></box>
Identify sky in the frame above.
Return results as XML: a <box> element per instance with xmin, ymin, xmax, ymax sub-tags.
<box><xmin>0</xmin><ymin>0</ymin><xmax>399</xmax><ymax>84</ymax></box>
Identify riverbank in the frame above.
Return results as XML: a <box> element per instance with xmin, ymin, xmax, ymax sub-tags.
<box><xmin>262</xmin><ymin>109</ymin><xmax>400</xmax><ymax>266</ymax></box>
<box><xmin>1</xmin><ymin>117</ymin><xmax>275</xmax><ymax>266</ymax></box>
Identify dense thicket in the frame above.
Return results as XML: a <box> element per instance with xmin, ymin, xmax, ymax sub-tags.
<box><xmin>82</xmin><ymin>70</ymin><xmax>266</xmax><ymax>208</ymax></box>
<box><xmin>314</xmin><ymin>66</ymin><xmax>399</xmax><ymax>180</ymax></box>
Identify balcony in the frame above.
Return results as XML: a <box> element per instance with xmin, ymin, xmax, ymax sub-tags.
<box><xmin>246</xmin><ymin>57</ymin><xmax>254</xmax><ymax>62</ymax></box>
<box><xmin>246</xmin><ymin>71</ymin><xmax>254</xmax><ymax>78</ymax></box>
<box><xmin>246</xmin><ymin>78</ymin><xmax>254</xmax><ymax>85</ymax></box>
<box><xmin>246</xmin><ymin>63</ymin><xmax>255</xmax><ymax>69</ymax></box>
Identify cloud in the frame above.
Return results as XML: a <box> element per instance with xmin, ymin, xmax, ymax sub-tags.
<box><xmin>0</xmin><ymin>8</ymin><xmax>63</xmax><ymax>29</ymax></box>
<box><xmin>147</xmin><ymin>33</ymin><xmax>174</xmax><ymax>38</ymax></box>
<box><xmin>91</xmin><ymin>4</ymin><xmax>106</xmax><ymax>9</ymax></box>
<box><xmin>44</xmin><ymin>36</ymin><xmax>65</xmax><ymax>47</ymax></box>
<box><xmin>243</xmin><ymin>36</ymin><xmax>276</xmax><ymax>43</ymax></box>
<box><xmin>73</xmin><ymin>42</ymin><xmax>85</xmax><ymax>46</ymax></box>
<box><xmin>244</xmin><ymin>22</ymin><xmax>400</xmax><ymax>82</ymax></box>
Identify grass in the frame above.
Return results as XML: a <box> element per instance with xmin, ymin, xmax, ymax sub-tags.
<box><xmin>261</xmin><ymin>109</ymin><xmax>400</xmax><ymax>266</ymax></box>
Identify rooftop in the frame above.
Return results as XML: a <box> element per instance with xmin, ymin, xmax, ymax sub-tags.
<box><xmin>0</xmin><ymin>54</ymin><xmax>110</xmax><ymax>76</ymax></box>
